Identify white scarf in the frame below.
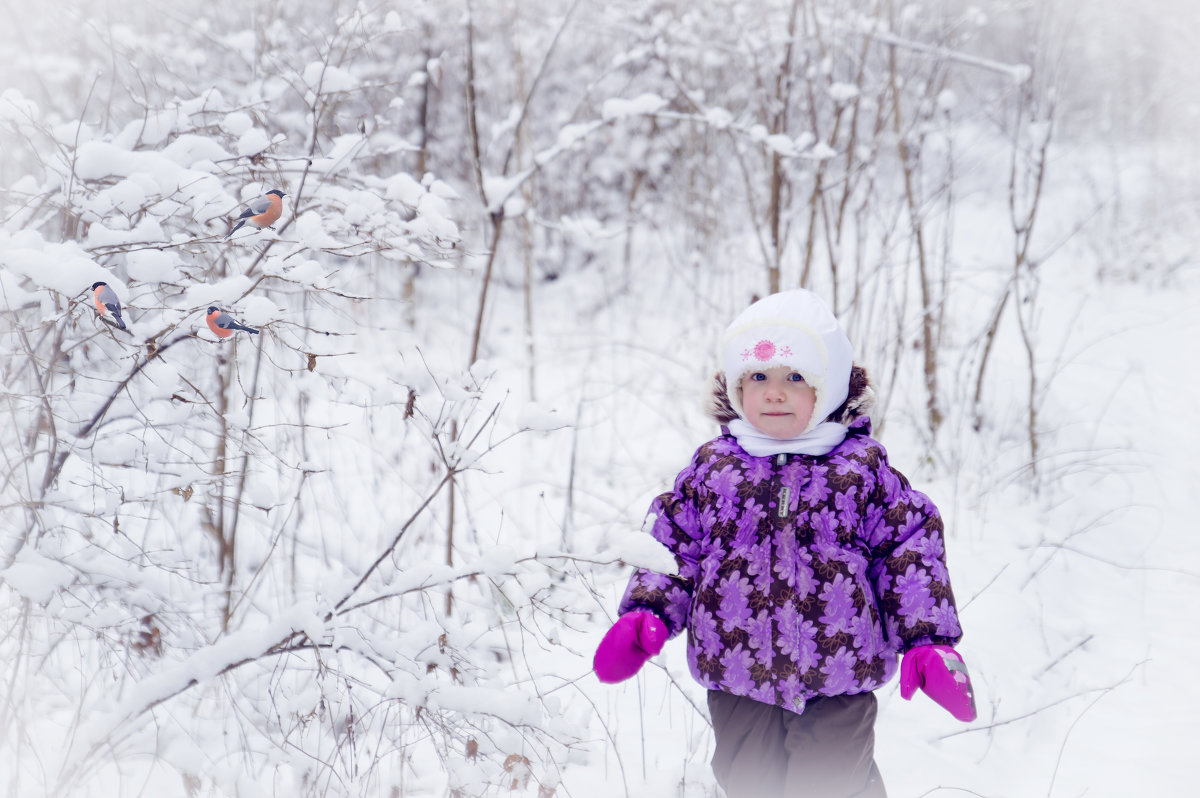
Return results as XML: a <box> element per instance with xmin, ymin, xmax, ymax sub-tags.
<box><xmin>727</xmin><ymin>418</ymin><xmax>848</xmax><ymax>457</ymax></box>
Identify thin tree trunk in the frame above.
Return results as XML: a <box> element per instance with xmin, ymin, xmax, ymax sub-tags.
<box><xmin>214</xmin><ymin>359</ymin><xmax>234</xmax><ymax>630</ymax></box>
<box><xmin>417</xmin><ymin>41</ymin><xmax>432</xmax><ymax>178</ymax></box>
<box><xmin>887</xmin><ymin>32</ymin><xmax>942</xmax><ymax>437</ymax></box>
<box><xmin>445</xmin><ymin>460</ymin><xmax>456</xmax><ymax>617</ymax></box>
<box><xmin>767</xmin><ymin>0</ymin><xmax>804</xmax><ymax>294</ymax></box>
<box><xmin>223</xmin><ymin>334</ymin><xmax>266</xmax><ymax>626</ymax></box>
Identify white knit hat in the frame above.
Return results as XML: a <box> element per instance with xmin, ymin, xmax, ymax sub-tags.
<box><xmin>721</xmin><ymin>289</ymin><xmax>854</xmax><ymax>433</ymax></box>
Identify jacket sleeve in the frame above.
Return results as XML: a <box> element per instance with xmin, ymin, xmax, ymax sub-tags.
<box><xmin>616</xmin><ymin>457</ymin><xmax>706</xmax><ymax>638</ymax></box>
<box><xmin>861</xmin><ymin>446</ymin><xmax>963</xmax><ymax>651</ymax></box>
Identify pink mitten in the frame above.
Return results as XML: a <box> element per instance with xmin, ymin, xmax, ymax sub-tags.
<box><xmin>900</xmin><ymin>644</ymin><xmax>977</xmax><ymax>722</ymax></box>
<box><xmin>593</xmin><ymin>611</ymin><xmax>668</xmax><ymax>683</ymax></box>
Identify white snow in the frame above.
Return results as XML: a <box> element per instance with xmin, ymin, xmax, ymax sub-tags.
<box><xmin>0</xmin><ymin>88</ymin><xmax>39</xmax><ymax>123</ymax></box>
<box><xmin>181</xmin><ymin>274</ymin><xmax>255</xmax><ymax>308</ymax></box>
<box><xmin>808</xmin><ymin>141</ymin><xmax>838</xmax><ymax>160</ymax></box>
<box><xmin>2</xmin><ymin>550</ymin><xmax>75</xmax><ymax>604</ymax></box>
<box><xmin>515</xmin><ymin>401</ymin><xmax>569</xmax><ymax>432</ymax></box>
<box><xmin>828</xmin><ymin>82</ymin><xmax>861</xmax><ymax>103</ymax></box>
<box><xmin>106</xmin><ymin>178</ymin><xmax>148</xmax><ymax>213</ymax></box>
<box><xmin>303</xmin><ymin>62</ymin><xmax>359</xmax><ymax>94</ymax></box>
<box><xmin>125</xmin><ymin>249</ymin><xmax>183</xmax><ymax>283</ymax></box>
<box><xmin>703</xmin><ymin>106</ymin><xmax>734</xmax><ymax>129</ymax></box>
<box><xmin>72</xmin><ymin>603</ymin><xmax>321</xmax><ymax>755</ymax></box>
<box><xmin>84</xmin><ymin>216</ymin><xmax>166</xmax><ymax>248</ymax></box>
<box><xmin>236</xmin><ymin>127</ymin><xmax>271</xmax><ymax>157</ymax></box>
<box><xmin>386</xmin><ymin>171</ymin><xmax>425</xmax><ymax>206</ymax></box>
<box><xmin>3</xmin><ymin>5</ymin><xmax>1199</xmax><ymax>798</ymax></box>
<box><xmin>0</xmin><ymin>234</ymin><xmax>103</xmax><ymax>294</ymax></box>
<box><xmin>290</xmin><ymin>210</ymin><xmax>334</xmax><ymax>249</ymax></box>
<box><xmin>220</xmin><ymin>111</ymin><xmax>253</xmax><ymax>136</ymax></box>
<box><xmin>601</xmin><ymin>93</ymin><xmax>668</xmax><ymax>121</ymax></box>
<box><xmin>765</xmin><ymin>133</ymin><xmax>798</xmax><ymax>156</ymax></box>
<box><xmin>240</xmin><ymin>294</ymin><xmax>281</xmax><ymax>326</ymax></box>
<box><xmin>161</xmin><ymin>134</ymin><xmax>232</xmax><ymax>167</ymax></box>
<box><xmin>596</xmin><ymin>528</ymin><xmax>680</xmax><ymax>575</ymax></box>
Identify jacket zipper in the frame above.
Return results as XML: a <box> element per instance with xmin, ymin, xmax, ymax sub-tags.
<box><xmin>775</xmin><ymin>453</ymin><xmax>789</xmax><ymax>518</ymax></box>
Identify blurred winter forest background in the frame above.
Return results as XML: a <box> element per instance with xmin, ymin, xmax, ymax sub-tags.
<box><xmin>2</xmin><ymin>0</ymin><xmax>1198</xmax><ymax>795</ymax></box>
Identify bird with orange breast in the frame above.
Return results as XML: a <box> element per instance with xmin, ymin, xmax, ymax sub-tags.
<box><xmin>91</xmin><ymin>282</ymin><xmax>126</xmax><ymax>330</ymax></box>
<box><xmin>225</xmin><ymin>189</ymin><xmax>286</xmax><ymax>239</ymax></box>
<box><xmin>206</xmin><ymin>307</ymin><xmax>260</xmax><ymax>338</ymax></box>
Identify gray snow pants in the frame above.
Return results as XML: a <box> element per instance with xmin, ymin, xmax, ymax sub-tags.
<box><xmin>707</xmin><ymin>690</ymin><xmax>887</xmax><ymax>798</ymax></box>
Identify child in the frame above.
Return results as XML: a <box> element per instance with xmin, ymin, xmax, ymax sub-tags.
<box><xmin>593</xmin><ymin>290</ymin><xmax>975</xmax><ymax>798</ymax></box>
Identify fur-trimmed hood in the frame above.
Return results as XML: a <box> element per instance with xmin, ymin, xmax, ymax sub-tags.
<box><xmin>720</xmin><ymin>289</ymin><xmax>855</xmax><ymax>432</ymax></box>
<box><xmin>707</xmin><ymin>364</ymin><xmax>876</xmax><ymax>426</ymax></box>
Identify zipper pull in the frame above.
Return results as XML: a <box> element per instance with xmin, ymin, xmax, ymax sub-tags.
<box><xmin>776</xmin><ymin>453</ymin><xmax>789</xmax><ymax>518</ymax></box>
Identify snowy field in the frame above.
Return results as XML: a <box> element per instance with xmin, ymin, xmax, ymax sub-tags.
<box><xmin>524</xmin><ymin>208</ymin><xmax>1200</xmax><ymax>798</ymax></box>
<box><xmin>3</xmin><ymin>1</ymin><xmax>1199</xmax><ymax>796</ymax></box>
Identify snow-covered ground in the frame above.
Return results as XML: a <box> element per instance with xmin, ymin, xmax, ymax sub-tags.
<box><xmin>548</xmin><ymin>254</ymin><xmax>1200</xmax><ymax>798</ymax></box>
<box><xmin>3</xmin><ymin>2</ymin><xmax>1199</xmax><ymax>796</ymax></box>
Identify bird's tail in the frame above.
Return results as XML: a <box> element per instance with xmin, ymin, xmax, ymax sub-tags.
<box><xmin>114</xmin><ymin>313</ymin><xmax>127</xmax><ymax>330</ymax></box>
<box><xmin>236</xmin><ymin>323</ymin><xmax>260</xmax><ymax>335</ymax></box>
<box><xmin>225</xmin><ymin>220</ymin><xmax>246</xmax><ymax>239</ymax></box>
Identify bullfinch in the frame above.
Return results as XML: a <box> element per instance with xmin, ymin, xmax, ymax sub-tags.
<box><xmin>206</xmin><ymin>307</ymin><xmax>260</xmax><ymax>337</ymax></box>
<box><xmin>225</xmin><ymin>189</ymin><xmax>286</xmax><ymax>238</ymax></box>
<box><xmin>91</xmin><ymin>282</ymin><xmax>126</xmax><ymax>329</ymax></box>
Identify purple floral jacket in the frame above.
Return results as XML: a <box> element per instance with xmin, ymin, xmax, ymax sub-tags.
<box><xmin>618</xmin><ymin>415</ymin><xmax>962</xmax><ymax>715</ymax></box>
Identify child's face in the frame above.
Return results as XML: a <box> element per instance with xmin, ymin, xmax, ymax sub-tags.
<box><xmin>739</xmin><ymin>366</ymin><xmax>817</xmax><ymax>439</ymax></box>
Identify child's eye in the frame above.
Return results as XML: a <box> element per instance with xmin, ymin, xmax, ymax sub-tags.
<box><xmin>750</xmin><ymin>373</ymin><xmax>767</xmax><ymax>381</ymax></box>
<box><xmin>788</xmin><ymin>373</ymin><xmax>805</xmax><ymax>382</ymax></box>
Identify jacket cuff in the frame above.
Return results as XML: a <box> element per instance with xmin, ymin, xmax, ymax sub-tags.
<box><xmin>900</xmin><ymin>634</ymin><xmax>960</xmax><ymax>654</ymax></box>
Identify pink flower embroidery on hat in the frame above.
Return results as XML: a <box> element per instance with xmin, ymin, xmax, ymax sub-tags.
<box><xmin>740</xmin><ymin>339</ymin><xmax>793</xmax><ymax>362</ymax></box>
